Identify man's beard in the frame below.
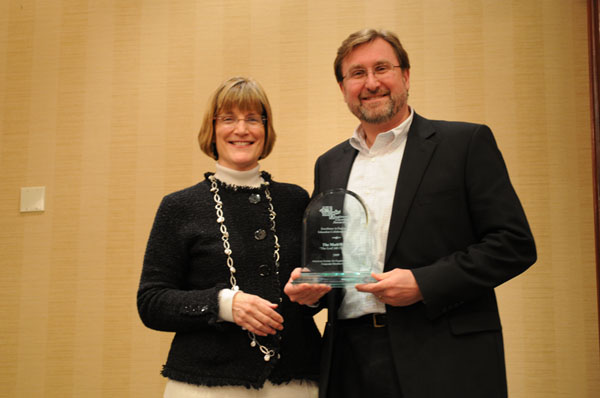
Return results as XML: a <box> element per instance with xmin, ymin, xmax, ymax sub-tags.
<box><xmin>352</xmin><ymin>89</ymin><xmax>407</xmax><ymax>124</ymax></box>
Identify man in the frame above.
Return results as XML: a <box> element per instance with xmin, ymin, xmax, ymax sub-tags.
<box><xmin>285</xmin><ymin>28</ymin><xmax>537</xmax><ymax>398</ymax></box>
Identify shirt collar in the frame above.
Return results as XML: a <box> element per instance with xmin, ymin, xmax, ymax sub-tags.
<box><xmin>349</xmin><ymin>107</ymin><xmax>414</xmax><ymax>154</ymax></box>
<box><xmin>213</xmin><ymin>163</ymin><xmax>263</xmax><ymax>187</ymax></box>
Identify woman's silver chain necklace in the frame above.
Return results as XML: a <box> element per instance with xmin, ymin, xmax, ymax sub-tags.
<box><xmin>209</xmin><ymin>175</ymin><xmax>281</xmax><ymax>362</ymax></box>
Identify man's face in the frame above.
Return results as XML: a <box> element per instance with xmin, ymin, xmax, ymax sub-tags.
<box><xmin>339</xmin><ymin>38</ymin><xmax>410</xmax><ymax>129</ymax></box>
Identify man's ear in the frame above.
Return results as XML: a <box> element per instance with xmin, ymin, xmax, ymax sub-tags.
<box><xmin>402</xmin><ymin>69</ymin><xmax>410</xmax><ymax>90</ymax></box>
<box><xmin>338</xmin><ymin>81</ymin><xmax>347</xmax><ymax>102</ymax></box>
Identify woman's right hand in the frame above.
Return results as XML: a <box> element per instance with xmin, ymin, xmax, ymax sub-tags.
<box><xmin>232</xmin><ymin>292</ymin><xmax>284</xmax><ymax>336</ymax></box>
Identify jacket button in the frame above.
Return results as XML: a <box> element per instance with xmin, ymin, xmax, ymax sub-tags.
<box><xmin>249</xmin><ymin>193</ymin><xmax>261</xmax><ymax>204</ymax></box>
<box><xmin>258</xmin><ymin>264</ymin><xmax>271</xmax><ymax>277</ymax></box>
<box><xmin>254</xmin><ymin>229</ymin><xmax>267</xmax><ymax>240</ymax></box>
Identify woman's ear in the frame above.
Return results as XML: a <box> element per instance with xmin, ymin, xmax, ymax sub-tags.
<box><xmin>211</xmin><ymin>142</ymin><xmax>218</xmax><ymax>159</ymax></box>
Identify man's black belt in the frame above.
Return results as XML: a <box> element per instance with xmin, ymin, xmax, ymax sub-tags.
<box><xmin>338</xmin><ymin>313</ymin><xmax>387</xmax><ymax>328</ymax></box>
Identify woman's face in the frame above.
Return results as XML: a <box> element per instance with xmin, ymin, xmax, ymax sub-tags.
<box><xmin>214</xmin><ymin>107</ymin><xmax>265</xmax><ymax>171</ymax></box>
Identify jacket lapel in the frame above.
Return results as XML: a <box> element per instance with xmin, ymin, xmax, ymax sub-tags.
<box><xmin>332</xmin><ymin>143</ymin><xmax>358</xmax><ymax>190</ymax></box>
<box><xmin>315</xmin><ymin>141</ymin><xmax>358</xmax><ymax>195</ymax></box>
<box><xmin>385</xmin><ymin>114</ymin><xmax>437</xmax><ymax>265</ymax></box>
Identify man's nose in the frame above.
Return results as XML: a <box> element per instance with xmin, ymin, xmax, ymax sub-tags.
<box><xmin>364</xmin><ymin>70</ymin><xmax>381</xmax><ymax>90</ymax></box>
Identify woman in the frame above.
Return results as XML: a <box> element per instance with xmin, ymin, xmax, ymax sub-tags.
<box><xmin>137</xmin><ymin>77</ymin><xmax>321</xmax><ymax>397</ymax></box>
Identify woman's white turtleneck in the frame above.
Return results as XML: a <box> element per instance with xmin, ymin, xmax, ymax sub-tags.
<box><xmin>214</xmin><ymin>163</ymin><xmax>263</xmax><ymax>188</ymax></box>
<box><xmin>214</xmin><ymin>162</ymin><xmax>263</xmax><ymax>323</ymax></box>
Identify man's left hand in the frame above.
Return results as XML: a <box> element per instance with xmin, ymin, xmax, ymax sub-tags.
<box><xmin>355</xmin><ymin>268</ymin><xmax>423</xmax><ymax>306</ymax></box>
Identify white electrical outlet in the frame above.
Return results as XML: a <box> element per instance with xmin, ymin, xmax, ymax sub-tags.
<box><xmin>20</xmin><ymin>186</ymin><xmax>46</xmax><ymax>212</ymax></box>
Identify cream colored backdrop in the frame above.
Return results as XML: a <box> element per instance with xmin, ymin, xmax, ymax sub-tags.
<box><xmin>1</xmin><ymin>0</ymin><xmax>598</xmax><ymax>397</ymax></box>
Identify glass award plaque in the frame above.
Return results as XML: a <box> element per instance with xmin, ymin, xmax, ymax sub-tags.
<box><xmin>292</xmin><ymin>188</ymin><xmax>375</xmax><ymax>287</ymax></box>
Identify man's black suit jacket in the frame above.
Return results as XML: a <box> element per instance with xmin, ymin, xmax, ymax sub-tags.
<box><xmin>314</xmin><ymin>112</ymin><xmax>537</xmax><ymax>398</ymax></box>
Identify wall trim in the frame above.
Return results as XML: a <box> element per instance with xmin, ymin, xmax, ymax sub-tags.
<box><xmin>588</xmin><ymin>0</ymin><xmax>600</xmax><ymax>347</ymax></box>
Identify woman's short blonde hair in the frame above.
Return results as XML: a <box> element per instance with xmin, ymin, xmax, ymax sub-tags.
<box><xmin>198</xmin><ymin>77</ymin><xmax>276</xmax><ymax>160</ymax></box>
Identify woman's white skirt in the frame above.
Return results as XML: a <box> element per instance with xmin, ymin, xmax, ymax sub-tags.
<box><xmin>164</xmin><ymin>379</ymin><xmax>318</xmax><ymax>398</ymax></box>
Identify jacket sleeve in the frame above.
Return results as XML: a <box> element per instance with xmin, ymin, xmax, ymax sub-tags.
<box><xmin>137</xmin><ymin>194</ymin><xmax>228</xmax><ymax>332</ymax></box>
<box><xmin>411</xmin><ymin>124</ymin><xmax>537</xmax><ymax>319</ymax></box>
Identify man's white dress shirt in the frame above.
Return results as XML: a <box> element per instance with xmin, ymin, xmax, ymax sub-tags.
<box><xmin>339</xmin><ymin>108</ymin><xmax>414</xmax><ymax>319</ymax></box>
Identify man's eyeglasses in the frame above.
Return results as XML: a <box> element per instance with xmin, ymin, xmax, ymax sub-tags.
<box><xmin>214</xmin><ymin>115</ymin><xmax>266</xmax><ymax>129</ymax></box>
<box><xmin>343</xmin><ymin>62</ymin><xmax>402</xmax><ymax>82</ymax></box>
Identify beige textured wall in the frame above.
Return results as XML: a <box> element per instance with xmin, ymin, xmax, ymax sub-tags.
<box><xmin>1</xmin><ymin>0</ymin><xmax>598</xmax><ymax>397</ymax></box>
